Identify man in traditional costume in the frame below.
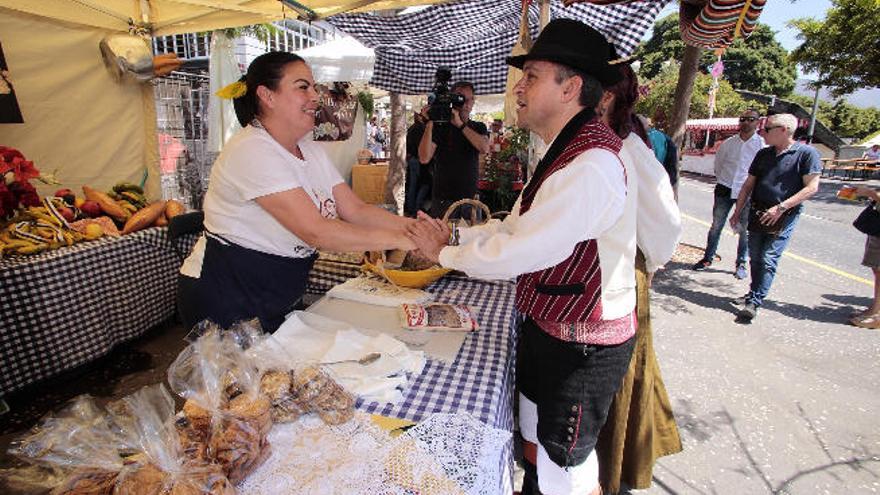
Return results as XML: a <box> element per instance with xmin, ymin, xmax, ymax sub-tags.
<box><xmin>407</xmin><ymin>19</ymin><xmax>677</xmax><ymax>495</ymax></box>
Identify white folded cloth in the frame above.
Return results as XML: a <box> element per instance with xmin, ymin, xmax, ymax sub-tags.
<box><xmin>271</xmin><ymin>312</ymin><xmax>426</xmax><ymax>403</ymax></box>
<box><xmin>327</xmin><ymin>276</ymin><xmax>433</xmax><ymax>307</ymax></box>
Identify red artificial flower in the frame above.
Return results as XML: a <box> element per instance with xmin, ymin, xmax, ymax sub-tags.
<box><xmin>0</xmin><ymin>180</ymin><xmax>14</xmax><ymax>218</ymax></box>
<box><xmin>7</xmin><ymin>157</ymin><xmax>39</xmax><ymax>182</ymax></box>
<box><xmin>0</xmin><ymin>146</ymin><xmax>25</xmax><ymax>164</ymax></box>
<box><xmin>8</xmin><ymin>180</ymin><xmax>40</xmax><ymax>208</ymax></box>
<box><xmin>0</xmin><ymin>146</ymin><xmax>40</xmax><ymax>182</ymax></box>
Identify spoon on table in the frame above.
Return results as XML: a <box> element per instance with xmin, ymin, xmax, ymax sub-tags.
<box><xmin>322</xmin><ymin>352</ymin><xmax>382</xmax><ymax>366</ymax></box>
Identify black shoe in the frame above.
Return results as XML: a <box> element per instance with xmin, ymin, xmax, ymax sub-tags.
<box><xmin>692</xmin><ymin>259</ymin><xmax>712</xmax><ymax>271</ymax></box>
<box><xmin>738</xmin><ymin>302</ymin><xmax>757</xmax><ymax>321</ymax></box>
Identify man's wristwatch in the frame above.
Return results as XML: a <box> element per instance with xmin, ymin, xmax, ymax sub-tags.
<box><xmin>777</xmin><ymin>203</ymin><xmax>788</xmax><ymax>213</ymax></box>
<box><xmin>447</xmin><ymin>222</ymin><xmax>460</xmax><ymax>246</ymax></box>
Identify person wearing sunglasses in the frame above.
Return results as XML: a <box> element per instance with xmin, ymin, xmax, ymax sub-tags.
<box><xmin>692</xmin><ymin>109</ymin><xmax>764</xmax><ymax>280</ymax></box>
<box><xmin>729</xmin><ymin>113</ymin><xmax>822</xmax><ymax>322</ymax></box>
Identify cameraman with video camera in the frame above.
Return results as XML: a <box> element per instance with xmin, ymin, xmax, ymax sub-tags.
<box><xmin>418</xmin><ymin>71</ymin><xmax>490</xmax><ymax>218</ymax></box>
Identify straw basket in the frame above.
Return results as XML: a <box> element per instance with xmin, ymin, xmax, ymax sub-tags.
<box><xmin>362</xmin><ymin>199</ymin><xmax>491</xmax><ymax>288</ymax></box>
<box><xmin>441</xmin><ymin>198</ymin><xmax>492</xmax><ymax>225</ymax></box>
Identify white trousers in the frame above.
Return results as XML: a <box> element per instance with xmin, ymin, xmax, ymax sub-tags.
<box><xmin>519</xmin><ymin>392</ymin><xmax>599</xmax><ymax>495</ymax></box>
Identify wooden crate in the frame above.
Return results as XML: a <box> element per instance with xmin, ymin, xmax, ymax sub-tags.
<box><xmin>351</xmin><ymin>163</ymin><xmax>388</xmax><ymax>204</ymax></box>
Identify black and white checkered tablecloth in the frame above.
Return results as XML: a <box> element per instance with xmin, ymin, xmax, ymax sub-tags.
<box><xmin>0</xmin><ymin>228</ymin><xmax>193</xmax><ymax>396</ymax></box>
<box><xmin>329</xmin><ymin>0</ymin><xmax>669</xmax><ymax>94</ymax></box>
<box><xmin>306</xmin><ymin>259</ymin><xmax>519</xmax><ymax>491</ymax></box>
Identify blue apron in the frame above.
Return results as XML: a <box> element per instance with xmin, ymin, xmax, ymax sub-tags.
<box><xmin>178</xmin><ymin>233</ymin><xmax>316</xmax><ymax>333</ymax></box>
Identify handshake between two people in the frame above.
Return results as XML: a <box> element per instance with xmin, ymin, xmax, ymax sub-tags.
<box><xmin>403</xmin><ymin>211</ymin><xmax>452</xmax><ymax>264</ymax></box>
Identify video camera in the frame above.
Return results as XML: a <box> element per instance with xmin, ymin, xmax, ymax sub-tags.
<box><xmin>427</xmin><ymin>67</ymin><xmax>466</xmax><ymax>124</ymax></box>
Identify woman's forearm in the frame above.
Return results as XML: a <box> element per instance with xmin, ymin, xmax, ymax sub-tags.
<box><xmin>345</xmin><ymin>202</ymin><xmax>415</xmax><ymax>231</ymax></box>
<box><xmin>308</xmin><ymin>218</ymin><xmax>412</xmax><ymax>252</ymax></box>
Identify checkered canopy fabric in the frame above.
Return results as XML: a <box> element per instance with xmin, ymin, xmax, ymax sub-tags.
<box><xmin>328</xmin><ymin>0</ymin><xmax>670</xmax><ymax>95</ymax></box>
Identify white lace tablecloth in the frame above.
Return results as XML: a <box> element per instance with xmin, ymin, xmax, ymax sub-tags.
<box><xmin>238</xmin><ymin>413</ymin><xmax>511</xmax><ymax>495</ymax></box>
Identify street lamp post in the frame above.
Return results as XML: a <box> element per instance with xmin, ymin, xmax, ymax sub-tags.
<box><xmin>807</xmin><ymin>81</ymin><xmax>821</xmax><ymax>144</ymax></box>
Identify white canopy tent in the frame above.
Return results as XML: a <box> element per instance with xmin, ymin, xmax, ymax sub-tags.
<box><xmin>299</xmin><ymin>35</ymin><xmax>375</xmax><ymax>83</ymax></box>
<box><xmin>0</xmin><ymin>0</ymin><xmax>448</xmax><ymax>35</ymax></box>
<box><xmin>0</xmin><ymin>0</ymin><xmax>444</xmax><ymax>198</ymax></box>
<box><xmin>296</xmin><ymin>35</ymin><xmax>375</xmax><ymax>181</ymax></box>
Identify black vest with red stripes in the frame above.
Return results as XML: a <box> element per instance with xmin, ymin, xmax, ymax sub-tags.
<box><xmin>514</xmin><ymin>109</ymin><xmax>623</xmax><ymax>323</ymax></box>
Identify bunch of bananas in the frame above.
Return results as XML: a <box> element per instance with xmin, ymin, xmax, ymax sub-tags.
<box><xmin>108</xmin><ymin>182</ymin><xmax>147</xmax><ymax>216</ymax></box>
<box><xmin>0</xmin><ymin>198</ymin><xmax>87</xmax><ymax>256</ymax></box>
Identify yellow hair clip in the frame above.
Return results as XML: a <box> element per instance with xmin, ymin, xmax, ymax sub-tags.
<box><xmin>216</xmin><ymin>80</ymin><xmax>247</xmax><ymax>99</ymax></box>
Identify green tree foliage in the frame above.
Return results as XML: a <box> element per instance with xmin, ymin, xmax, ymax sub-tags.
<box><xmin>708</xmin><ymin>24</ymin><xmax>797</xmax><ymax>96</ymax></box>
<box><xmin>638</xmin><ymin>14</ymin><xmax>685</xmax><ymax>81</ymax></box>
<box><xmin>215</xmin><ymin>24</ymin><xmax>279</xmax><ymax>44</ymax></box>
<box><xmin>638</xmin><ymin>14</ymin><xmax>796</xmax><ymax>96</ymax></box>
<box><xmin>790</xmin><ymin>0</ymin><xmax>880</xmax><ymax>96</ymax></box>
<box><xmin>636</xmin><ymin>65</ymin><xmax>765</xmax><ymax>131</ymax></box>
<box><xmin>789</xmin><ymin>94</ymin><xmax>880</xmax><ymax>141</ymax></box>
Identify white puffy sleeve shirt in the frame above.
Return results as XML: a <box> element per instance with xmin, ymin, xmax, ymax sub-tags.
<box><xmin>621</xmin><ymin>135</ymin><xmax>682</xmax><ymax>272</ymax></box>
<box><xmin>438</xmin><ymin>147</ymin><xmax>626</xmax><ymax>280</ymax></box>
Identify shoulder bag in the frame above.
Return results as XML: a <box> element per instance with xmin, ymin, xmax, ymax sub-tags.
<box><xmin>854</xmin><ymin>201</ymin><xmax>880</xmax><ymax>236</ymax></box>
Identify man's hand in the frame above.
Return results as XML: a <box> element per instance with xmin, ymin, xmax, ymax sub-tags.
<box><xmin>759</xmin><ymin>205</ymin><xmax>786</xmax><ymax>226</ymax></box>
<box><xmin>405</xmin><ymin>211</ymin><xmax>450</xmax><ymax>263</ymax></box>
<box><xmin>729</xmin><ymin>209</ymin><xmax>741</xmax><ymax>231</ymax></box>
<box><xmin>450</xmin><ymin>109</ymin><xmax>465</xmax><ymax>130</ymax></box>
<box><xmin>855</xmin><ymin>186</ymin><xmax>880</xmax><ymax>202</ymax></box>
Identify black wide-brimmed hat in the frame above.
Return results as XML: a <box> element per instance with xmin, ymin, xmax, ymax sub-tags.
<box><xmin>506</xmin><ymin>18</ymin><xmax>622</xmax><ymax>87</ymax></box>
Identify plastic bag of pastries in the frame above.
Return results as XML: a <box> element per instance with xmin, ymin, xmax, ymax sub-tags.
<box><xmin>114</xmin><ymin>460</ymin><xmax>234</xmax><ymax>495</ymax></box>
<box><xmin>258</xmin><ymin>369</ymin><xmax>305</xmax><ymax>423</ymax></box>
<box><xmin>167</xmin><ymin>321</ymin><xmax>272</xmax><ymax>483</ymax></box>
<box><xmin>242</xmin><ymin>324</ymin><xmax>356</xmax><ymax>426</ymax></box>
<box><xmin>109</xmin><ymin>384</ymin><xmax>236</xmax><ymax>495</ymax></box>
<box><xmin>5</xmin><ymin>395</ymin><xmax>126</xmax><ymax>495</ymax></box>
<box><xmin>289</xmin><ymin>365</ymin><xmax>355</xmax><ymax>425</ymax></box>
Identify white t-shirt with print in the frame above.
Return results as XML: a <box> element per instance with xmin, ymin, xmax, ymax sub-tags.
<box><xmin>181</xmin><ymin>125</ymin><xmax>343</xmax><ymax>276</ymax></box>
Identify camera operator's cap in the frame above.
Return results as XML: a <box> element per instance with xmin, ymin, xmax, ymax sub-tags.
<box><xmin>506</xmin><ymin>18</ymin><xmax>622</xmax><ymax>87</ymax></box>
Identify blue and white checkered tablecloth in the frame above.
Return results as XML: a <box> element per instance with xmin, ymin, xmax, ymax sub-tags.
<box><xmin>0</xmin><ymin>228</ymin><xmax>194</xmax><ymax>396</ymax></box>
<box><xmin>306</xmin><ymin>259</ymin><xmax>519</xmax><ymax>492</ymax></box>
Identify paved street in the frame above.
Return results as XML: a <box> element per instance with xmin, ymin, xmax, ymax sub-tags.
<box><xmin>640</xmin><ymin>174</ymin><xmax>880</xmax><ymax>494</ymax></box>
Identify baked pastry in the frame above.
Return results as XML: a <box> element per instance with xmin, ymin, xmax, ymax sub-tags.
<box><xmin>176</xmin><ymin>401</ymin><xmax>212</xmax><ymax>462</ymax></box>
<box><xmin>205</xmin><ymin>393</ymin><xmax>272</xmax><ymax>483</ymax></box>
<box><xmin>227</xmin><ymin>393</ymin><xmax>272</xmax><ymax>438</ymax></box>
<box><xmin>112</xmin><ymin>462</ymin><xmax>165</xmax><ymax>495</ymax></box>
<box><xmin>260</xmin><ymin>370</ymin><xmax>303</xmax><ymax>423</ymax></box>
<box><xmin>165</xmin><ymin>462</ymin><xmax>235</xmax><ymax>495</ymax></box>
<box><xmin>52</xmin><ymin>468</ymin><xmax>118</xmax><ymax>495</ymax></box>
<box><xmin>290</xmin><ymin>366</ymin><xmax>355</xmax><ymax>425</ymax></box>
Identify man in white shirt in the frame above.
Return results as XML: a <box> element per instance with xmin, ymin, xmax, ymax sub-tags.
<box><xmin>406</xmin><ymin>19</ymin><xmax>679</xmax><ymax>495</ymax></box>
<box><xmin>693</xmin><ymin>109</ymin><xmax>764</xmax><ymax>279</ymax></box>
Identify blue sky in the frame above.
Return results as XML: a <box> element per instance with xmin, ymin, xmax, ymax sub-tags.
<box><xmin>761</xmin><ymin>0</ymin><xmax>832</xmax><ymax>52</ymax></box>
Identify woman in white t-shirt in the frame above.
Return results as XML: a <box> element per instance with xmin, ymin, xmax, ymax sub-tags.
<box><xmin>178</xmin><ymin>52</ymin><xmax>414</xmax><ymax>332</ymax></box>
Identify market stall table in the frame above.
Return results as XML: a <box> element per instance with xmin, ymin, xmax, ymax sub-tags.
<box><xmin>0</xmin><ymin>227</ymin><xmax>191</xmax><ymax>397</ymax></box>
<box><xmin>304</xmin><ymin>258</ymin><xmax>519</xmax><ymax>492</ymax></box>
